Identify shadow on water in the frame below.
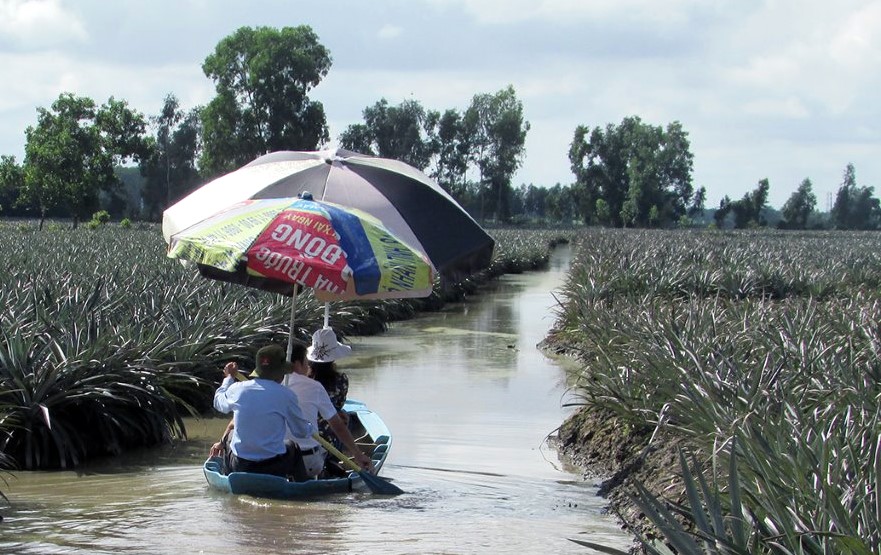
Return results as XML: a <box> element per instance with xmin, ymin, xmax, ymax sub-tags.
<box><xmin>0</xmin><ymin>244</ymin><xmax>633</xmax><ymax>554</ymax></box>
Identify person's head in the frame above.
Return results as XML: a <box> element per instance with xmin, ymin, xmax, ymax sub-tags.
<box><xmin>289</xmin><ymin>340</ymin><xmax>309</xmax><ymax>375</ymax></box>
<box><xmin>307</xmin><ymin>359</ymin><xmax>336</xmax><ymax>380</ymax></box>
<box><xmin>306</xmin><ymin>327</ymin><xmax>351</xmax><ymax>364</ymax></box>
<box><xmin>251</xmin><ymin>344</ymin><xmax>292</xmax><ymax>383</ymax></box>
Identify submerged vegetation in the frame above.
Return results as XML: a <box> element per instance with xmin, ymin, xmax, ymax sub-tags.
<box><xmin>554</xmin><ymin>228</ymin><xmax>881</xmax><ymax>553</ymax></box>
<box><xmin>0</xmin><ymin>222</ymin><xmax>570</xmax><ymax>472</ymax></box>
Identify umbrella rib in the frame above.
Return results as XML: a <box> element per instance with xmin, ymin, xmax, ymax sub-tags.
<box><xmin>318</xmin><ymin>158</ymin><xmax>334</xmax><ymax>202</ymax></box>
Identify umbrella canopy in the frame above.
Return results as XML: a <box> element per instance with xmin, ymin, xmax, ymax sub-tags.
<box><xmin>163</xmin><ymin>149</ymin><xmax>495</xmax><ymax>283</ymax></box>
<box><xmin>167</xmin><ymin>197</ymin><xmax>434</xmax><ymax>301</ymax></box>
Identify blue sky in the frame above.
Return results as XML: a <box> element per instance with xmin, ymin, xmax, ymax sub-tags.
<box><xmin>1</xmin><ymin>0</ymin><xmax>879</xmax><ymax>209</ymax></box>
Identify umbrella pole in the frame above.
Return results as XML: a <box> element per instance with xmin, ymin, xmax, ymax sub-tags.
<box><xmin>323</xmin><ymin>302</ymin><xmax>330</xmax><ymax>328</ymax></box>
<box><xmin>287</xmin><ymin>286</ymin><xmax>298</xmax><ymax>362</ymax></box>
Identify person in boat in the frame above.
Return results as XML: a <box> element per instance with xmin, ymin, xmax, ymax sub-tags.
<box><xmin>212</xmin><ymin>344</ymin><xmax>313</xmax><ymax>477</ymax></box>
<box><xmin>282</xmin><ymin>338</ymin><xmax>373</xmax><ymax>478</ymax></box>
<box><xmin>306</xmin><ymin>327</ymin><xmax>352</xmax><ymax>450</ymax></box>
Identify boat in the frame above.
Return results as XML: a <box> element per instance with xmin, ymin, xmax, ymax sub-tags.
<box><xmin>203</xmin><ymin>399</ymin><xmax>393</xmax><ymax>498</ymax></box>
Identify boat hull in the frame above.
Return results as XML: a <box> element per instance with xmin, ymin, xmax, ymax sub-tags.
<box><xmin>203</xmin><ymin>399</ymin><xmax>392</xmax><ymax>499</ymax></box>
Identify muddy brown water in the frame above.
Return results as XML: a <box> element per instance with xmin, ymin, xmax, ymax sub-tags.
<box><xmin>0</xmin><ymin>245</ymin><xmax>633</xmax><ymax>554</ymax></box>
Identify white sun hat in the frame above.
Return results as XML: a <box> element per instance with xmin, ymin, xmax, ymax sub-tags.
<box><xmin>307</xmin><ymin>327</ymin><xmax>352</xmax><ymax>362</ymax></box>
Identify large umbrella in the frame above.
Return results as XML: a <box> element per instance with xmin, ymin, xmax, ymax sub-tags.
<box><xmin>168</xmin><ymin>197</ymin><xmax>434</xmax><ymax>301</ymax></box>
<box><xmin>163</xmin><ymin>149</ymin><xmax>495</xmax><ymax>283</ymax></box>
<box><xmin>167</xmin><ymin>196</ymin><xmax>435</xmax><ymax>358</ymax></box>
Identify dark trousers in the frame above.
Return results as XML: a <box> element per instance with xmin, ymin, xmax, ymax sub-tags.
<box><xmin>226</xmin><ymin>440</ymin><xmax>310</xmax><ymax>481</ymax></box>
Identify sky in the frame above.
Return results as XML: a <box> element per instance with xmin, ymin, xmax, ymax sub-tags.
<box><xmin>1</xmin><ymin>0</ymin><xmax>879</xmax><ymax>210</ymax></box>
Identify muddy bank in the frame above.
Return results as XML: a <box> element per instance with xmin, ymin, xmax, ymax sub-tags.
<box><xmin>557</xmin><ymin>408</ymin><xmax>686</xmax><ymax>549</ymax></box>
<box><xmin>544</xmin><ymin>342</ymin><xmax>689</xmax><ymax>551</ymax></box>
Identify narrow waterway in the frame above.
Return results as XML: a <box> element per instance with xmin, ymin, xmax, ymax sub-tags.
<box><xmin>0</xmin><ymin>245</ymin><xmax>633</xmax><ymax>554</ymax></box>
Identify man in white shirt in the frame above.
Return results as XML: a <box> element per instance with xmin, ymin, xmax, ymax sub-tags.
<box><xmin>283</xmin><ymin>340</ymin><xmax>373</xmax><ymax>478</ymax></box>
<box><xmin>213</xmin><ymin>344</ymin><xmax>312</xmax><ymax>477</ymax></box>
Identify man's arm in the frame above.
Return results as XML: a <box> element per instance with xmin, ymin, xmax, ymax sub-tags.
<box><xmin>208</xmin><ymin>419</ymin><xmax>235</xmax><ymax>457</ymax></box>
<box><xmin>213</xmin><ymin>362</ymin><xmax>241</xmax><ymax>413</ymax></box>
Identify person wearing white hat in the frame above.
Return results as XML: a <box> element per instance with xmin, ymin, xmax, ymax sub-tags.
<box><xmin>306</xmin><ymin>327</ymin><xmax>352</xmax><ymax>452</ymax></box>
<box><xmin>282</xmin><ymin>340</ymin><xmax>372</xmax><ymax>478</ymax></box>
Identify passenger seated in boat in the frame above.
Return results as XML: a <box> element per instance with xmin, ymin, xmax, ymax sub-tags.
<box><xmin>306</xmin><ymin>327</ymin><xmax>352</xmax><ymax>452</ymax></box>
<box><xmin>212</xmin><ymin>344</ymin><xmax>312</xmax><ymax>478</ymax></box>
<box><xmin>283</xmin><ymin>338</ymin><xmax>373</xmax><ymax>479</ymax></box>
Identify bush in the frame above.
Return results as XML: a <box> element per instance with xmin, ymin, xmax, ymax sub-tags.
<box><xmin>88</xmin><ymin>210</ymin><xmax>111</xmax><ymax>229</ymax></box>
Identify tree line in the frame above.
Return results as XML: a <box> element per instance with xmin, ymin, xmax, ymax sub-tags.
<box><xmin>0</xmin><ymin>25</ymin><xmax>876</xmax><ymax>231</ymax></box>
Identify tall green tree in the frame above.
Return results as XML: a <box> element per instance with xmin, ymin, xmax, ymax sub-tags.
<box><xmin>21</xmin><ymin>93</ymin><xmax>148</xmax><ymax>228</ymax></box>
<box><xmin>831</xmin><ymin>163</ymin><xmax>880</xmax><ymax>230</ymax></box>
<box><xmin>430</xmin><ymin>108</ymin><xmax>472</xmax><ymax>196</ymax></box>
<box><xmin>690</xmin><ymin>186</ymin><xmax>706</xmax><ymax>214</ymax></box>
<box><xmin>714</xmin><ymin>196</ymin><xmax>732</xmax><ymax>228</ymax></box>
<box><xmin>780</xmin><ymin>178</ymin><xmax>817</xmax><ymax>229</ymax></box>
<box><xmin>200</xmin><ymin>26</ymin><xmax>332</xmax><ymax>177</ymax></box>
<box><xmin>0</xmin><ymin>155</ymin><xmax>24</xmax><ymax>215</ymax></box>
<box><xmin>339</xmin><ymin>98</ymin><xmax>437</xmax><ymax>171</ymax></box>
<box><xmin>731</xmin><ymin>178</ymin><xmax>770</xmax><ymax>229</ymax></box>
<box><xmin>569</xmin><ymin>116</ymin><xmax>694</xmax><ymax>227</ymax></box>
<box><xmin>140</xmin><ymin>94</ymin><xmax>202</xmax><ymax>220</ymax></box>
<box><xmin>517</xmin><ymin>183</ymin><xmax>550</xmax><ymax>219</ymax></box>
<box><xmin>545</xmin><ymin>183</ymin><xmax>576</xmax><ymax>224</ymax></box>
<box><xmin>464</xmin><ymin>85</ymin><xmax>529</xmax><ymax>222</ymax></box>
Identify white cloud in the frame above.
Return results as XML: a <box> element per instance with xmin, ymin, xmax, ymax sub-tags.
<box><xmin>741</xmin><ymin>97</ymin><xmax>810</xmax><ymax>119</ymax></box>
<box><xmin>0</xmin><ymin>49</ymin><xmax>213</xmax><ymax>156</ymax></box>
<box><xmin>0</xmin><ymin>0</ymin><xmax>877</xmax><ymax>208</ymax></box>
<box><xmin>377</xmin><ymin>24</ymin><xmax>402</xmax><ymax>40</ymax></box>
<box><xmin>829</xmin><ymin>2</ymin><xmax>881</xmax><ymax>68</ymax></box>
<box><xmin>0</xmin><ymin>0</ymin><xmax>87</xmax><ymax>49</ymax></box>
<box><xmin>719</xmin><ymin>1</ymin><xmax>881</xmax><ymax>118</ymax></box>
<box><xmin>428</xmin><ymin>0</ymin><xmax>701</xmax><ymax>25</ymax></box>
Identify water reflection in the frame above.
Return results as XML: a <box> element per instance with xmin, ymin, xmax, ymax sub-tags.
<box><xmin>0</xmin><ymin>244</ymin><xmax>633</xmax><ymax>554</ymax></box>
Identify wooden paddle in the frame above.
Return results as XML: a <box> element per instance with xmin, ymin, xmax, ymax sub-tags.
<box><xmin>313</xmin><ymin>433</ymin><xmax>404</xmax><ymax>495</ymax></box>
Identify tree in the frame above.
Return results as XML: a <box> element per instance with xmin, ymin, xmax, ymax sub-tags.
<box><xmin>569</xmin><ymin>116</ymin><xmax>694</xmax><ymax>227</ymax></box>
<box><xmin>339</xmin><ymin>98</ymin><xmax>437</xmax><ymax>171</ymax></box>
<box><xmin>780</xmin><ymin>178</ymin><xmax>817</xmax><ymax>229</ymax></box>
<box><xmin>519</xmin><ymin>184</ymin><xmax>549</xmax><ymax>220</ymax></box>
<box><xmin>0</xmin><ymin>155</ymin><xmax>24</xmax><ymax>216</ymax></box>
<box><xmin>140</xmin><ymin>94</ymin><xmax>202</xmax><ymax>220</ymax></box>
<box><xmin>464</xmin><ymin>85</ymin><xmax>530</xmax><ymax>222</ymax></box>
<box><xmin>200</xmin><ymin>26</ymin><xmax>332</xmax><ymax>177</ymax></box>
<box><xmin>830</xmin><ymin>163</ymin><xmax>880</xmax><ymax>230</ymax></box>
<box><xmin>337</xmin><ymin>124</ymin><xmax>373</xmax><ymax>156</ymax></box>
<box><xmin>21</xmin><ymin>93</ymin><xmax>148</xmax><ymax>228</ymax></box>
<box><xmin>689</xmin><ymin>186</ymin><xmax>706</xmax><ymax>218</ymax></box>
<box><xmin>731</xmin><ymin>178</ymin><xmax>770</xmax><ymax>229</ymax></box>
<box><xmin>545</xmin><ymin>183</ymin><xmax>576</xmax><ymax>224</ymax></box>
<box><xmin>430</xmin><ymin>108</ymin><xmax>472</xmax><ymax>196</ymax></box>
<box><xmin>714</xmin><ymin>196</ymin><xmax>731</xmax><ymax>228</ymax></box>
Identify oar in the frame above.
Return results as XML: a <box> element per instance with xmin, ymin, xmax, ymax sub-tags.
<box><xmin>313</xmin><ymin>433</ymin><xmax>404</xmax><ymax>495</ymax></box>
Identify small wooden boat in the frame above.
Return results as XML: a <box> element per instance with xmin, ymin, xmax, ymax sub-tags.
<box><xmin>203</xmin><ymin>399</ymin><xmax>393</xmax><ymax>498</ymax></box>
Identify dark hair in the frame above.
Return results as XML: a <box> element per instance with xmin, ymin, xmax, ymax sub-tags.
<box><xmin>308</xmin><ymin>360</ymin><xmax>337</xmax><ymax>391</ymax></box>
<box><xmin>290</xmin><ymin>340</ymin><xmax>308</xmax><ymax>364</ymax></box>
